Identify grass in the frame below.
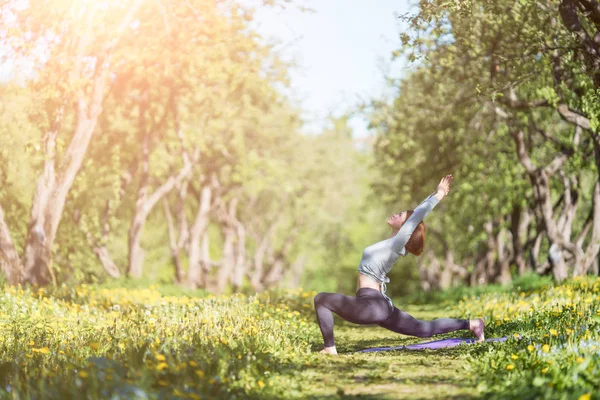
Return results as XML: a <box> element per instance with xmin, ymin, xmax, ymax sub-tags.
<box><xmin>0</xmin><ymin>276</ymin><xmax>598</xmax><ymax>399</ymax></box>
<box><xmin>292</xmin><ymin>304</ymin><xmax>479</xmax><ymax>400</ymax></box>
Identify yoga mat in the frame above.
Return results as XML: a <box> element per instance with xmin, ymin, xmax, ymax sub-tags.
<box><xmin>359</xmin><ymin>336</ymin><xmax>509</xmax><ymax>353</ymax></box>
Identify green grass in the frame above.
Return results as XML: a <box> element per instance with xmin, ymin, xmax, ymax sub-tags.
<box><xmin>291</xmin><ymin>304</ymin><xmax>478</xmax><ymax>399</ymax></box>
<box><xmin>0</xmin><ymin>276</ymin><xmax>598</xmax><ymax>399</ymax></box>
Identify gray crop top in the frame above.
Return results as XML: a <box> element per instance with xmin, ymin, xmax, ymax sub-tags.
<box><xmin>357</xmin><ymin>193</ymin><xmax>440</xmax><ymax>307</ymax></box>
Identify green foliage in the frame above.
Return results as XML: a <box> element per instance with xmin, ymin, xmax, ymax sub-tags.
<box><xmin>371</xmin><ymin>0</ymin><xmax>600</xmax><ymax>286</ymax></box>
<box><xmin>457</xmin><ymin>276</ymin><xmax>600</xmax><ymax>399</ymax></box>
<box><xmin>0</xmin><ymin>0</ymin><xmax>386</xmax><ymax>290</ymax></box>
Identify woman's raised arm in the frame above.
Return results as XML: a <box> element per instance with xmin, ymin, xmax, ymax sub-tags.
<box><xmin>390</xmin><ymin>175</ymin><xmax>453</xmax><ymax>253</ymax></box>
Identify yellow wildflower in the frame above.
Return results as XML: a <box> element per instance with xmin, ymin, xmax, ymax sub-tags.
<box><xmin>527</xmin><ymin>345</ymin><xmax>535</xmax><ymax>352</ymax></box>
<box><xmin>542</xmin><ymin>344</ymin><xmax>550</xmax><ymax>353</ymax></box>
<box><xmin>156</xmin><ymin>354</ymin><xmax>166</xmax><ymax>362</ymax></box>
<box><xmin>577</xmin><ymin>357</ymin><xmax>585</xmax><ymax>364</ymax></box>
<box><xmin>195</xmin><ymin>370</ymin><xmax>205</xmax><ymax>379</ymax></box>
<box><xmin>541</xmin><ymin>368</ymin><xmax>548</xmax><ymax>374</ymax></box>
<box><xmin>258</xmin><ymin>380</ymin><xmax>265</xmax><ymax>388</ymax></box>
<box><xmin>578</xmin><ymin>394</ymin><xmax>591</xmax><ymax>400</ymax></box>
<box><xmin>506</xmin><ymin>364</ymin><xmax>515</xmax><ymax>370</ymax></box>
<box><xmin>32</xmin><ymin>347</ymin><xmax>50</xmax><ymax>354</ymax></box>
<box><xmin>79</xmin><ymin>371</ymin><xmax>88</xmax><ymax>378</ymax></box>
<box><xmin>511</xmin><ymin>354</ymin><xmax>518</xmax><ymax>360</ymax></box>
<box><xmin>156</xmin><ymin>362</ymin><xmax>168</xmax><ymax>371</ymax></box>
<box><xmin>549</xmin><ymin>329</ymin><xmax>558</xmax><ymax>336</ymax></box>
<box><xmin>189</xmin><ymin>360</ymin><xmax>198</xmax><ymax>367</ymax></box>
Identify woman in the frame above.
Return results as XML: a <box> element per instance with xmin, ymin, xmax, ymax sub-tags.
<box><xmin>314</xmin><ymin>175</ymin><xmax>484</xmax><ymax>355</ymax></box>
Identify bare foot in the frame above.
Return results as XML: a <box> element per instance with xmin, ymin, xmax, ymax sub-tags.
<box><xmin>469</xmin><ymin>318</ymin><xmax>485</xmax><ymax>343</ymax></box>
<box><xmin>319</xmin><ymin>346</ymin><xmax>338</xmax><ymax>355</ymax></box>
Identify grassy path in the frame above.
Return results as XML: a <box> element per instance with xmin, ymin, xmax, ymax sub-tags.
<box><xmin>284</xmin><ymin>305</ymin><xmax>479</xmax><ymax>399</ymax></box>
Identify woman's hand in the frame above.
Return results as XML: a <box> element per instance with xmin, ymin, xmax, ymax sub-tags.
<box><xmin>435</xmin><ymin>175</ymin><xmax>453</xmax><ymax>199</ymax></box>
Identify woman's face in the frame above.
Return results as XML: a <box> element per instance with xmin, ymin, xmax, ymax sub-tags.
<box><xmin>387</xmin><ymin>211</ymin><xmax>408</xmax><ymax>230</ymax></box>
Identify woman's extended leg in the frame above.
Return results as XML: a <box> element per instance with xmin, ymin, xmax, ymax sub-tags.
<box><xmin>378</xmin><ymin>307</ymin><xmax>478</xmax><ymax>338</ymax></box>
<box><xmin>314</xmin><ymin>290</ymin><xmax>391</xmax><ymax>349</ymax></box>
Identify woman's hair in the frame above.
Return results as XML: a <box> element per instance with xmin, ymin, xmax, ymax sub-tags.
<box><xmin>402</xmin><ymin>210</ymin><xmax>426</xmax><ymax>256</ymax></box>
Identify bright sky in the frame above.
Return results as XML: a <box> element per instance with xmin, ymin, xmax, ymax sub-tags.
<box><xmin>248</xmin><ymin>0</ymin><xmax>413</xmax><ymax>138</ymax></box>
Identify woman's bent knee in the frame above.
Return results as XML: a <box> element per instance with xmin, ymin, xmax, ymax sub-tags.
<box><xmin>314</xmin><ymin>292</ymin><xmax>326</xmax><ymax>307</ymax></box>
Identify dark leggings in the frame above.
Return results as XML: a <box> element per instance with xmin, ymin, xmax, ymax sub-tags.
<box><xmin>314</xmin><ymin>288</ymin><xmax>470</xmax><ymax>347</ymax></box>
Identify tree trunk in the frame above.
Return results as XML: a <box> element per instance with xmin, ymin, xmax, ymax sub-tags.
<box><xmin>511</xmin><ymin>205</ymin><xmax>531</xmax><ymax>275</ymax></box>
<box><xmin>186</xmin><ymin>181</ymin><xmax>213</xmax><ymax>288</ymax></box>
<box><xmin>23</xmin><ymin>76</ymin><xmax>107</xmax><ymax>285</ymax></box>
<box><xmin>92</xmin><ymin>246</ymin><xmax>121</xmax><ymax>278</ymax></box>
<box><xmin>232</xmin><ymin>222</ymin><xmax>247</xmax><ymax>292</ymax></box>
<box><xmin>87</xmin><ymin>200</ymin><xmax>121</xmax><ymax>278</ymax></box>
<box><xmin>497</xmin><ymin>228</ymin><xmax>513</xmax><ymax>284</ymax></box>
<box><xmin>439</xmin><ymin>249</ymin><xmax>454</xmax><ymax>290</ymax></box>
<box><xmin>0</xmin><ymin>205</ymin><xmax>22</xmax><ymax>284</ymax></box>
<box><xmin>216</xmin><ymin>223</ymin><xmax>235</xmax><ymax>293</ymax></box>
<box><xmin>199</xmin><ymin>230</ymin><xmax>212</xmax><ymax>289</ymax></box>
<box><xmin>512</xmin><ymin>128</ymin><xmax>583</xmax><ymax>282</ymax></box>
<box><xmin>127</xmin><ymin>142</ymin><xmax>194</xmax><ymax>278</ymax></box>
<box><xmin>127</xmin><ymin>165</ymin><xmax>193</xmax><ymax>278</ymax></box>
<box><xmin>578</xmin><ymin>181</ymin><xmax>600</xmax><ymax>274</ymax></box>
<box><xmin>214</xmin><ymin>198</ymin><xmax>241</xmax><ymax>293</ymax></box>
<box><xmin>484</xmin><ymin>220</ymin><xmax>497</xmax><ymax>282</ymax></box>
<box><xmin>163</xmin><ymin>197</ymin><xmax>183</xmax><ymax>283</ymax></box>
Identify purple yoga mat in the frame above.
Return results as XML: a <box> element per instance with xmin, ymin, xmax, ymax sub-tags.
<box><xmin>360</xmin><ymin>336</ymin><xmax>509</xmax><ymax>352</ymax></box>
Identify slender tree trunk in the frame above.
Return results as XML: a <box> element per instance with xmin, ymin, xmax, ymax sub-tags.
<box><xmin>200</xmin><ymin>230</ymin><xmax>212</xmax><ymax>289</ymax></box>
<box><xmin>216</xmin><ymin>223</ymin><xmax>235</xmax><ymax>293</ymax></box>
<box><xmin>531</xmin><ymin>230</ymin><xmax>544</xmax><ymax>270</ymax></box>
<box><xmin>163</xmin><ymin>197</ymin><xmax>183</xmax><ymax>283</ymax></box>
<box><xmin>484</xmin><ymin>220</ymin><xmax>497</xmax><ymax>282</ymax></box>
<box><xmin>439</xmin><ymin>249</ymin><xmax>454</xmax><ymax>290</ymax></box>
<box><xmin>578</xmin><ymin>135</ymin><xmax>600</xmax><ymax>275</ymax></box>
<box><xmin>512</xmin><ymin>205</ymin><xmax>531</xmax><ymax>275</ymax></box>
<box><xmin>215</xmin><ymin>198</ymin><xmax>239</xmax><ymax>293</ymax></box>
<box><xmin>0</xmin><ymin>205</ymin><xmax>22</xmax><ymax>284</ymax></box>
<box><xmin>186</xmin><ymin>181</ymin><xmax>213</xmax><ymax>288</ymax></box>
<box><xmin>93</xmin><ymin>246</ymin><xmax>120</xmax><ymax>278</ymax></box>
<box><xmin>127</xmin><ymin>162</ymin><xmax>193</xmax><ymax>278</ymax></box>
<box><xmin>579</xmin><ymin>181</ymin><xmax>600</xmax><ymax>274</ymax></box>
<box><xmin>88</xmin><ymin>200</ymin><xmax>121</xmax><ymax>278</ymax></box>
<box><xmin>232</xmin><ymin>222</ymin><xmax>247</xmax><ymax>292</ymax></box>
<box><xmin>497</xmin><ymin>228</ymin><xmax>513</xmax><ymax>284</ymax></box>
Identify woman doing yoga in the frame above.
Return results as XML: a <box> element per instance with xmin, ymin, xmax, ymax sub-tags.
<box><xmin>314</xmin><ymin>175</ymin><xmax>485</xmax><ymax>355</ymax></box>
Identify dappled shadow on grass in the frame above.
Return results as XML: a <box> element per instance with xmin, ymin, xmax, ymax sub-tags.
<box><xmin>293</xmin><ymin>335</ymin><xmax>481</xmax><ymax>400</ymax></box>
<box><xmin>271</xmin><ymin>351</ymin><xmax>479</xmax><ymax>400</ymax></box>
